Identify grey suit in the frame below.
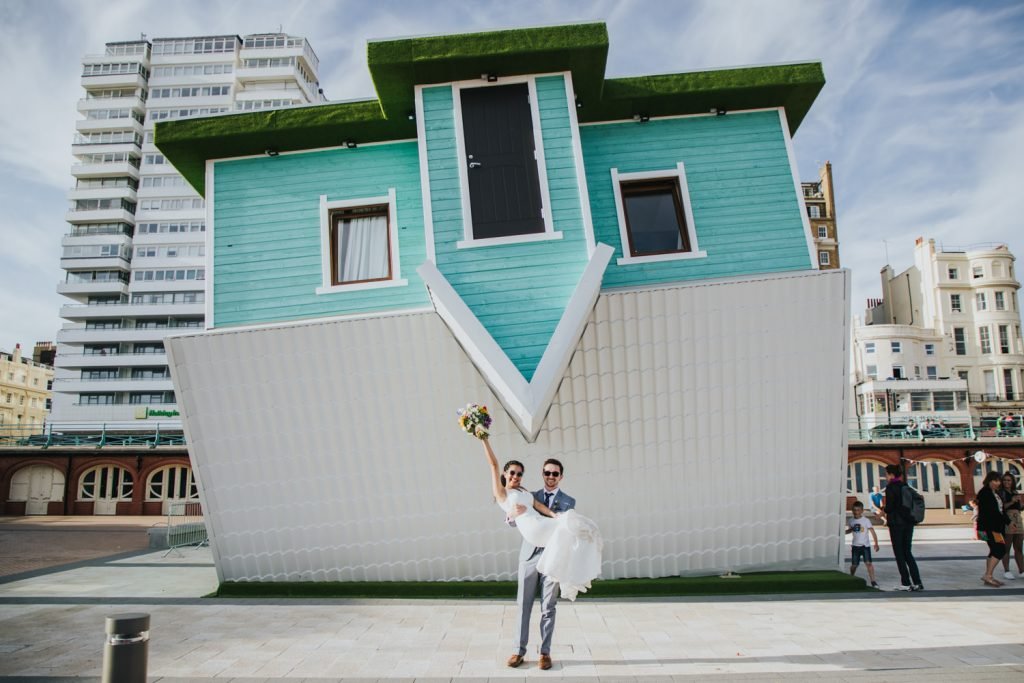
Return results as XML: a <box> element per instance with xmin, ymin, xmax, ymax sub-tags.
<box><xmin>515</xmin><ymin>488</ymin><xmax>576</xmax><ymax>657</ymax></box>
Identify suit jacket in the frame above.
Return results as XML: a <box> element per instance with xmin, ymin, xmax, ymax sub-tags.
<box><xmin>519</xmin><ymin>488</ymin><xmax>576</xmax><ymax>563</ymax></box>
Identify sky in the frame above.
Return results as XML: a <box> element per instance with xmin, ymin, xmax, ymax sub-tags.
<box><xmin>1</xmin><ymin>0</ymin><xmax>1022</xmax><ymax>354</ymax></box>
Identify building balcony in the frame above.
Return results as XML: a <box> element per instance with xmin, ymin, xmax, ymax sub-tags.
<box><xmin>970</xmin><ymin>393</ymin><xmax>1024</xmax><ymax>406</ymax></box>
<box><xmin>77</xmin><ymin>96</ymin><xmax>146</xmax><ymax>114</ymax></box>
<box><xmin>80</xmin><ymin>73</ymin><xmax>148</xmax><ymax>90</ymax></box>
<box><xmin>132</xmin><ymin>230</ymin><xmax>205</xmax><ymax>245</ymax></box>
<box><xmin>72</xmin><ymin>160</ymin><xmax>141</xmax><ymax>180</ymax></box>
<box><xmin>60</xmin><ymin>301</ymin><xmax>204</xmax><ymax>320</ymax></box>
<box><xmin>56</xmin><ymin>325</ymin><xmax>182</xmax><ymax>344</ymax></box>
<box><xmin>56</xmin><ymin>280</ymin><xmax>129</xmax><ymax>297</ymax></box>
<box><xmin>53</xmin><ymin>376</ymin><xmax>174</xmax><ymax>395</ymax></box>
<box><xmin>55</xmin><ymin>352</ymin><xmax>169</xmax><ymax>369</ymax></box>
<box><xmin>59</xmin><ymin>255</ymin><xmax>131</xmax><ymax>271</ymax></box>
<box><xmin>67</xmin><ymin>185</ymin><xmax>136</xmax><ymax>202</ymax></box>
<box><xmin>147</xmin><ymin>94</ymin><xmax>232</xmax><ymax>109</ymax></box>
<box><xmin>71</xmin><ymin>141</ymin><xmax>140</xmax><ymax>158</ymax></box>
<box><xmin>75</xmin><ymin>117</ymin><xmax>144</xmax><ymax>135</ymax></box>
<box><xmin>63</xmin><ymin>226</ymin><xmax>133</xmax><ymax>243</ymax></box>
<box><xmin>65</xmin><ymin>208</ymin><xmax>135</xmax><ymax>224</ymax></box>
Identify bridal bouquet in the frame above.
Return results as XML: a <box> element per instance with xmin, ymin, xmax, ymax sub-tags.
<box><xmin>457</xmin><ymin>403</ymin><xmax>492</xmax><ymax>440</ymax></box>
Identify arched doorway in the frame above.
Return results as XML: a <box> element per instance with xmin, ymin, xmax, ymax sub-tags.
<box><xmin>9</xmin><ymin>465</ymin><xmax>65</xmax><ymax>515</ymax></box>
<box><xmin>847</xmin><ymin>460</ymin><xmax>888</xmax><ymax>508</ymax></box>
<box><xmin>906</xmin><ymin>460</ymin><xmax>960</xmax><ymax>508</ymax></box>
<box><xmin>146</xmin><ymin>465</ymin><xmax>199</xmax><ymax>514</ymax></box>
<box><xmin>79</xmin><ymin>465</ymin><xmax>133</xmax><ymax>515</ymax></box>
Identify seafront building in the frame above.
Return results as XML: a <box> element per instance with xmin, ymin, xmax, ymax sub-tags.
<box><xmin>51</xmin><ymin>33</ymin><xmax>324</xmax><ymax>431</ymax></box>
<box><xmin>0</xmin><ymin>345</ymin><xmax>54</xmax><ymax>432</ymax></box>
<box><xmin>848</xmin><ymin>238</ymin><xmax>1024</xmax><ymax>508</ymax></box>
<box><xmin>801</xmin><ymin>161</ymin><xmax>839</xmax><ymax>269</ymax></box>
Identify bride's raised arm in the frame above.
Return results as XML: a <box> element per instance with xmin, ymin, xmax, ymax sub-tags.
<box><xmin>482</xmin><ymin>439</ymin><xmax>508</xmax><ymax>503</ymax></box>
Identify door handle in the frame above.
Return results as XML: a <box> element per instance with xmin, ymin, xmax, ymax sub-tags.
<box><xmin>468</xmin><ymin>161</ymin><xmax>482</xmax><ymax>168</ymax></box>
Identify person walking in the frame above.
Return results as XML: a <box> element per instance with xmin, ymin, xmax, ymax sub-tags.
<box><xmin>999</xmin><ymin>472</ymin><xmax>1023</xmax><ymax>580</ymax></box>
<box><xmin>883</xmin><ymin>464</ymin><xmax>923</xmax><ymax>591</ymax></box>
<box><xmin>978</xmin><ymin>471</ymin><xmax>1009</xmax><ymax>587</ymax></box>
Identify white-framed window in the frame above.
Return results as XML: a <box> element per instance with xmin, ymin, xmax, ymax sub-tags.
<box><xmin>973</xmin><ymin>265</ymin><xmax>984</xmax><ymax>279</ymax></box>
<box><xmin>950</xmin><ymin>293</ymin><xmax>962</xmax><ymax>312</ymax></box>
<box><xmin>818</xmin><ymin>251</ymin><xmax>830</xmax><ymax>265</ymax></box>
<box><xmin>79</xmin><ymin>465</ymin><xmax>133</xmax><ymax>501</ymax></box>
<box><xmin>817</xmin><ymin>225</ymin><xmax>828</xmax><ymax>238</ymax></box>
<box><xmin>999</xmin><ymin>325</ymin><xmax>1010</xmax><ymax>354</ymax></box>
<box><xmin>976</xmin><ymin>292</ymin><xmax>987</xmax><ymax>311</ymax></box>
<box><xmin>891</xmin><ymin>341</ymin><xmax>902</xmax><ymax>353</ymax></box>
<box><xmin>317</xmin><ymin>190</ymin><xmax>406</xmax><ymax>295</ymax></box>
<box><xmin>948</xmin><ymin>267</ymin><xmax>958</xmax><ymax>280</ymax></box>
<box><xmin>995</xmin><ymin>291</ymin><xmax>1005</xmax><ymax>310</ymax></box>
<box><xmin>452</xmin><ymin>76</ymin><xmax>559</xmax><ymax>249</ymax></box>
<box><xmin>979</xmin><ymin>326</ymin><xmax>992</xmax><ymax>354</ymax></box>
<box><xmin>925</xmin><ymin>343</ymin><xmax>935</xmax><ymax>355</ymax></box>
<box><xmin>927</xmin><ymin>366</ymin><xmax>938</xmax><ymax>379</ymax></box>
<box><xmin>807</xmin><ymin>205</ymin><xmax>821</xmax><ymax>218</ymax></box>
<box><xmin>892</xmin><ymin>365</ymin><xmax>905</xmax><ymax>379</ymax></box>
<box><xmin>146</xmin><ymin>465</ymin><xmax>199</xmax><ymax>501</ymax></box>
<box><xmin>611</xmin><ymin>164</ymin><xmax>706</xmax><ymax>266</ymax></box>
<box><xmin>866</xmin><ymin>365</ymin><xmax>878</xmax><ymax>379</ymax></box>
<box><xmin>865</xmin><ymin>342</ymin><xmax>875</xmax><ymax>354</ymax></box>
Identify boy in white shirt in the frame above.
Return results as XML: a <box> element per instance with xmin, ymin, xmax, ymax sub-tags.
<box><xmin>847</xmin><ymin>501</ymin><xmax>880</xmax><ymax>588</ymax></box>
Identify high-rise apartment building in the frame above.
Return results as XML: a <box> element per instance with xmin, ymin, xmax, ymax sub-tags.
<box><xmin>52</xmin><ymin>34</ymin><xmax>324</xmax><ymax>429</ymax></box>
<box><xmin>801</xmin><ymin>161</ymin><xmax>839</xmax><ymax>269</ymax></box>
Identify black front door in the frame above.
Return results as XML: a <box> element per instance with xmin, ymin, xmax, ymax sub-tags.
<box><xmin>460</xmin><ymin>83</ymin><xmax>544</xmax><ymax>240</ymax></box>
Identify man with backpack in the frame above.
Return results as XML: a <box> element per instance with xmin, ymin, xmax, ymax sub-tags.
<box><xmin>883</xmin><ymin>463</ymin><xmax>924</xmax><ymax>591</ymax></box>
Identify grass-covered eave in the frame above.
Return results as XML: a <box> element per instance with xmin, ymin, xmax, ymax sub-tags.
<box><xmin>155</xmin><ymin>99</ymin><xmax>416</xmax><ymax>195</ymax></box>
<box><xmin>579</xmin><ymin>62</ymin><xmax>825</xmax><ymax>132</ymax></box>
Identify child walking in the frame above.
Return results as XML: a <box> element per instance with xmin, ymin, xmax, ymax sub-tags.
<box><xmin>847</xmin><ymin>501</ymin><xmax>880</xmax><ymax>588</ymax></box>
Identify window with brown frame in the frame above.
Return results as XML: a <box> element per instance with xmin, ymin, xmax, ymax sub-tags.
<box><xmin>619</xmin><ymin>178</ymin><xmax>691</xmax><ymax>257</ymax></box>
<box><xmin>329</xmin><ymin>204</ymin><xmax>392</xmax><ymax>285</ymax></box>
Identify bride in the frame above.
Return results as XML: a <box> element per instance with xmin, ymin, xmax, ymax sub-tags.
<box><xmin>482</xmin><ymin>439</ymin><xmax>603</xmax><ymax>600</ymax></box>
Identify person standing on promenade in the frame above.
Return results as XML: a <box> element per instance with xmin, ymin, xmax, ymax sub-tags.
<box><xmin>883</xmin><ymin>464</ymin><xmax>923</xmax><ymax>591</ymax></box>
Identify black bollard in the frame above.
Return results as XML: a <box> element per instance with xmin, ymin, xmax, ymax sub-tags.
<box><xmin>102</xmin><ymin>613</ymin><xmax>149</xmax><ymax>683</ymax></box>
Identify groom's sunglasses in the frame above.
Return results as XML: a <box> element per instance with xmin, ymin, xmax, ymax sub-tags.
<box><xmin>543</xmin><ymin>471</ymin><xmax>562</xmax><ymax>478</ymax></box>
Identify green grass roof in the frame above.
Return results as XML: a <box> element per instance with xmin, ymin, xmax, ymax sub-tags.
<box><xmin>156</xmin><ymin>22</ymin><xmax>824</xmax><ymax>195</ymax></box>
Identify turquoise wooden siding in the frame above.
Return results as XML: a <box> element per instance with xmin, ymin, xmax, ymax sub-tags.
<box><xmin>211</xmin><ymin>142</ymin><xmax>429</xmax><ymax>327</ymax></box>
<box><xmin>580</xmin><ymin>110</ymin><xmax>812</xmax><ymax>289</ymax></box>
<box><xmin>423</xmin><ymin>76</ymin><xmax>589</xmax><ymax>381</ymax></box>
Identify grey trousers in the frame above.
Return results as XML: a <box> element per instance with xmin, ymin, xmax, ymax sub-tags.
<box><xmin>516</xmin><ymin>549</ymin><xmax>558</xmax><ymax>656</ymax></box>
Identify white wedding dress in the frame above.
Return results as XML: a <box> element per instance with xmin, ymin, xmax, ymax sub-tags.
<box><xmin>500</xmin><ymin>488</ymin><xmax>603</xmax><ymax>600</ymax></box>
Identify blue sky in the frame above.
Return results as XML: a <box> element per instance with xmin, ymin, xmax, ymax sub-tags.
<box><xmin>1</xmin><ymin>0</ymin><xmax>1022</xmax><ymax>352</ymax></box>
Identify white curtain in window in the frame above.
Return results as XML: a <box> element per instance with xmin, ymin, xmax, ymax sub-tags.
<box><xmin>337</xmin><ymin>215</ymin><xmax>389</xmax><ymax>282</ymax></box>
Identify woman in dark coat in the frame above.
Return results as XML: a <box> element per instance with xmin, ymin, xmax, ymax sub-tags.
<box><xmin>977</xmin><ymin>471</ymin><xmax>1009</xmax><ymax>587</ymax></box>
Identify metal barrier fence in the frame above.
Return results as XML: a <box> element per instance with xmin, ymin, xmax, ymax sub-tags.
<box><xmin>164</xmin><ymin>501</ymin><xmax>207</xmax><ymax>556</ymax></box>
<box><xmin>0</xmin><ymin>423</ymin><xmax>185</xmax><ymax>448</ymax></box>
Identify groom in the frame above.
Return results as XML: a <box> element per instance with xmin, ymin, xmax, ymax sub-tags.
<box><xmin>506</xmin><ymin>458</ymin><xmax>575</xmax><ymax>671</ymax></box>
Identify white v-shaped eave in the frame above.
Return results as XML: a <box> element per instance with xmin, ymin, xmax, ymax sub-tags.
<box><xmin>417</xmin><ymin>243</ymin><xmax>614</xmax><ymax>442</ymax></box>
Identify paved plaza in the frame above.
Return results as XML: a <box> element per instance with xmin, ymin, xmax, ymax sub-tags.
<box><xmin>1</xmin><ymin>517</ymin><xmax>1023</xmax><ymax>681</ymax></box>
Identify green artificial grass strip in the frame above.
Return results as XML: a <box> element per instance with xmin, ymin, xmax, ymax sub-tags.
<box><xmin>213</xmin><ymin>571</ymin><xmax>865</xmax><ymax>599</ymax></box>
<box><xmin>155</xmin><ymin>22</ymin><xmax>823</xmax><ymax>196</ymax></box>
<box><xmin>367</xmin><ymin>22</ymin><xmax>610</xmax><ymax>120</ymax></box>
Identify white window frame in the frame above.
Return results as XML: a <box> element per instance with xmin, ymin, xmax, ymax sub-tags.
<box><xmin>866</xmin><ymin>364</ymin><xmax>878</xmax><ymax>380</ymax></box>
<box><xmin>865</xmin><ymin>342</ymin><xmax>875</xmax><ymax>354</ymax></box>
<box><xmin>451</xmin><ymin>75</ymin><xmax>560</xmax><ymax>249</ymax></box>
<box><xmin>817</xmin><ymin>225</ymin><xmax>828</xmax><ymax>238</ymax></box>
<box><xmin>818</xmin><ymin>250</ymin><xmax>830</xmax><ymax>266</ymax></box>
<box><xmin>611</xmin><ymin>163</ymin><xmax>706</xmax><ymax>266</ymax></box>
<box><xmin>891</xmin><ymin>341</ymin><xmax>902</xmax><ymax>353</ymax></box>
<box><xmin>950</xmin><ymin>293</ymin><xmax>961</xmax><ymax>312</ymax></box>
<box><xmin>948</xmin><ymin>267</ymin><xmax>958</xmax><ymax>280</ymax></box>
<box><xmin>924</xmin><ymin>343</ymin><xmax>935</xmax><ymax>356</ymax></box>
<box><xmin>316</xmin><ymin>189</ymin><xmax>407</xmax><ymax>295</ymax></box>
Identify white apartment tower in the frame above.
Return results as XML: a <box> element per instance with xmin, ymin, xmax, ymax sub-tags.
<box><xmin>53</xmin><ymin>34</ymin><xmax>324</xmax><ymax>429</ymax></box>
<box><xmin>851</xmin><ymin>238</ymin><xmax>1024</xmax><ymax>428</ymax></box>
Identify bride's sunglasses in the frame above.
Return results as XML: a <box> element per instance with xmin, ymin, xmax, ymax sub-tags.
<box><xmin>506</xmin><ymin>470</ymin><xmax>523</xmax><ymax>478</ymax></box>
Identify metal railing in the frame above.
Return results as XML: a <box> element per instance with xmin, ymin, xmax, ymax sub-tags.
<box><xmin>850</xmin><ymin>422</ymin><xmax>1024</xmax><ymax>442</ymax></box>
<box><xmin>165</xmin><ymin>501</ymin><xmax>207</xmax><ymax>556</ymax></box>
<box><xmin>0</xmin><ymin>423</ymin><xmax>185</xmax><ymax>448</ymax></box>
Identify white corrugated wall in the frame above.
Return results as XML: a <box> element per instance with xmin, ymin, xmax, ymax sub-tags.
<box><xmin>167</xmin><ymin>268</ymin><xmax>849</xmax><ymax>582</ymax></box>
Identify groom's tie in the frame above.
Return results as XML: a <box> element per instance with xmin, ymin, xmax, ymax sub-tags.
<box><xmin>544</xmin><ymin>491</ymin><xmax>553</xmax><ymax>510</ymax></box>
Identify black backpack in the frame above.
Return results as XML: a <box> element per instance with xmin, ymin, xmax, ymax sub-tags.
<box><xmin>901</xmin><ymin>484</ymin><xmax>926</xmax><ymax>525</ymax></box>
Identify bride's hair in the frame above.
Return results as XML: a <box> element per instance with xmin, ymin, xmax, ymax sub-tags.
<box><xmin>501</xmin><ymin>459</ymin><xmax>525</xmax><ymax>487</ymax></box>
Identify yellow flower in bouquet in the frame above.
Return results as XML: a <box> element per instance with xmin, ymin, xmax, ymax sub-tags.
<box><xmin>456</xmin><ymin>403</ymin><xmax>492</xmax><ymax>440</ymax></box>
